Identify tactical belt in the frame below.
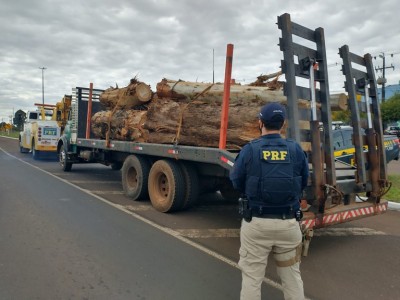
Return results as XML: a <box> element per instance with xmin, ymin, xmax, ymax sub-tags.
<box><xmin>252</xmin><ymin>212</ymin><xmax>295</xmax><ymax>220</ymax></box>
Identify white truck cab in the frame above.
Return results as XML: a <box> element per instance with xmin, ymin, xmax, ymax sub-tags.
<box><xmin>19</xmin><ymin>109</ymin><xmax>61</xmax><ymax>159</ymax></box>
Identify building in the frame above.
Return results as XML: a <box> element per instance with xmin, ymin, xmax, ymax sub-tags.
<box><xmin>377</xmin><ymin>83</ymin><xmax>400</xmax><ymax>101</ymax></box>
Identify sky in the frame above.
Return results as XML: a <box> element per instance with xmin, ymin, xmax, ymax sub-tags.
<box><xmin>1</xmin><ymin>0</ymin><xmax>399</xmax><ymax>123</ymax></box>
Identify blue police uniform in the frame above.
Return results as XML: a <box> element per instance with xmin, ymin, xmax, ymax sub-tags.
<box><xmin>230</xmin><ymin>102</ymin><xmax>309</xmax><ymax>300</ymax></box>
<box><xmin>230</xmin><ymin>134</ymin><xmax>309</xmax><ymax>217</ymax></box>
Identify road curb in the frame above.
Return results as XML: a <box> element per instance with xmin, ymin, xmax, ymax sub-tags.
<box><xmin>388</xmin><ymin>201</ymin><xmax>400</xmax><ymax>211</ymax></box>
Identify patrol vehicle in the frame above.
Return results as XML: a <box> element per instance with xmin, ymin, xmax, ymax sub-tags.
<box><xmin>333</xmin><ymin>126</ymin><xmax>400</xmax><ymax>165</ymax></box>
<box><xmin>57</xmin><ymin>13</ymin><xmax>391</xmax><ymax>254</ymax></box>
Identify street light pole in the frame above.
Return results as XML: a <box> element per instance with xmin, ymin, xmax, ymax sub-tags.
<box><xmin>39</xmin><ymin>67</ymin><xmax>47</xmax><ymax>105</ymax></box>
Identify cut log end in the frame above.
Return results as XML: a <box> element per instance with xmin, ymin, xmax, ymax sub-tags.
<box><xmin>136</xmin><ymin>83</ymin><xmax>153</xmax><ymax>102</ymax></box>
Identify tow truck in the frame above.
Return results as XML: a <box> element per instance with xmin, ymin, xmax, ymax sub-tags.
<box><xmin>19</xmin><ymin>103</ymin><xmax>61</xmax><ymax>159</ymax></box>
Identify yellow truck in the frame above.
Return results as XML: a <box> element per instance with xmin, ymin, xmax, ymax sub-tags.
<box><xmin>19</xmin><ymin>104</ymin><xmax>61</xmax><ymax>159</ymax></box>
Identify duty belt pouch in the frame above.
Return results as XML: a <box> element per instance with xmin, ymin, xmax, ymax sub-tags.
<box><xmin>238</xmin><ymin>197</ymin><xmax>252</xmax><ymax>222</ymax></box>
<box><xmin>243</xmin><ymin>208</ymin><xmax>252</xmax><ymax>222</ymax></box>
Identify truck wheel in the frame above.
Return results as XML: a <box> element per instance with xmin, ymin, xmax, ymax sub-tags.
<box><xmin>32</xmin><ymin>140</ymin><xmax>40</xmax><ymax>160</ymax></box>
<box><xmin>19</xmin><ymin>137</ymin><xmax>29</xmax><ymax>153</ymax></box>
<box><xmin>59</xmin><ymin>144</ymin><xmax>72</xmax><ymax>171</ymax></box>
<box><xmin>111</xmin><ymin>162</ymin><xmax>123</xmax><ymax>170</ymax></box>
<box><xmin>148</xmin><ymin>159</ymin><xmax>185</xmax><ymax>213</ymax></box>
<box><xmin>121</xmin><ymin>155</ymin><xmax>150</xmax><ymax>200</ymax></box>
<box><xmin>20</xmin><ymin>145</ymin><xmax>29</xmax><ymax>153</ymax></box>
<box><xmin>179</xmin><ymin>162</ymin><xmax>199</xmax><ymax>210</ymax></box>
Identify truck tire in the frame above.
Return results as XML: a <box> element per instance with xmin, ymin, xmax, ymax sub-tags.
<box><xmin>121</xmin><ymin>155</ymin><xmax>150</xmax><ymax>200</ymax></box>
<box><xmin>148</xmin><ymin>159</ymin><xmax>185</xmax><ymax>213</ymax></box>
<box><xmin>32</xmin><ymin>140</ymin><xmax>40</xmax><ymax>160</ymax></box>
<box><xmin>20</xmin><ymin>144</ymin><xmax>29</xmax><ymax>153</ymax></box>
<box><xmin>19</xmin><ymin>137</ymin><xmax>29</xmax><ymax>153</ymax></box>
<box><xmin>178</xmin><ymin>162</ymin><xmax>199</xmax><ymax>210</ymax></box>
<box><xmin>59</xmin><ymin>144</ymin><xmax>72</xmax><ymax>171</ymax></box>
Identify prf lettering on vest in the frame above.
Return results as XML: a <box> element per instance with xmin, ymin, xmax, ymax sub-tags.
<box><xmin>263</xmin><ymin>150</ymin><xmax>288</xmax><ymax>161</ymax></box>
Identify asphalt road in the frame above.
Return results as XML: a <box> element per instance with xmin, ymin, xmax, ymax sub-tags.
<box><xmin>0</xmin><ymin>137</ymin><xmax>281</xmax><ymax>299</ymax></box>
<box><xmin>1</xmin><ymin>136</ymin><xmax>400</xmax><ymax>300</ymax></box>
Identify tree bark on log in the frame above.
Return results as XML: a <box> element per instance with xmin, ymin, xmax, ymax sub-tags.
<box><xmin>91</xmin><ymin>110</ymin><xmax>148</xmax><ymax>141</ymax></box>
<box><xmin>143</xmin><ymin>98</ymin><xmax>318</xmax><ymax>149</ymax></box>
<box><xmin>99</xmin><ymin>78</ymin><xmax>152</xmax><ymax>110</ymax></box>
<box><xmin>156</xmin><ymin>78</ymin><xmax>347</xmax><ymax>111</ymax></box>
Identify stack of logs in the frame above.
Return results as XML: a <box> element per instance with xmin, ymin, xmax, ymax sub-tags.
<box><xmin>91</xmin><ymin>75</ymin><xmax>348</xmax><ymax>149</ymax></box>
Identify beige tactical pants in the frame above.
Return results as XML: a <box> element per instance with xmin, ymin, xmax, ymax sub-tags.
<box><xmin>238</xmin><ymin>217</ymin><xmax>304</xmax><ymax>300</ymax></box>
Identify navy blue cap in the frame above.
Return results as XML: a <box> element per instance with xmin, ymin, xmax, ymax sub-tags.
<box><xmin>259</xmin><ymin>102</ymin><xmax>286</xmax><ymax>123</ymax></box>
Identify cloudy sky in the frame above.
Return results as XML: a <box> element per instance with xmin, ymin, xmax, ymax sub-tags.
<box><xmin>1</xmin><ymin>0</ymin><xmax>399</xmax><ymax>123</ymax></box>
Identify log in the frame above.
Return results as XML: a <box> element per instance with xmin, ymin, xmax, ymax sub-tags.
<box><xmin>99</xmin><ymin>78</ymin><xmax>152</xmax><ymax>110</ymax></box>
<box><xmin>91</xmin><ymin>77</ymin><xmax>347</xmax><ymax>150</ymax></box>
<box><xmin>91</xmin><ymin>110</ymin><xmax>148</xmax><ymax>141</ymax></box>
<box><xmin>91</xmin><ymin>98</ymin><xmax>314</xmax><ymax>150</ymax></box>
<box><xmin>248</xmin><ymin>71</ymin><xmax>283</xmax><ymax>88</ymax></box>
<box><xmin>143</xmin><ymin>98</ymin><xmax>314</xmax><ymax>149</ymax></box>
<box><xmin>156</xmin><ymin>79</ymin><xmax>347</xmax><ymax>111</ymax></box>
<box><xmin>330</xmin><ymin>93</ymin><xmax>348</xmax><ymax>111</ymax></box>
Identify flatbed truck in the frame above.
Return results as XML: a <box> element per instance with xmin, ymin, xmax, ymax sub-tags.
<box><xmin>58</xmin><ymin>13</ymin><xmax>390</xmax><ymax>254</ymax></box>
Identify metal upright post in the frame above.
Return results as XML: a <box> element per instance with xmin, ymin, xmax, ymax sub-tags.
<box><xmin>339</xmin><ymin>45</ymin><xmax>367</xmax><ymax>185</ymax></box>
<box><xmin>365</xmin><ymin>54</ymin><xmax>388</xmax><ymax>182</ymax></box>
<box><xmin>277</xmin><ymin>13</ymin><xmax>300</xmax><ymax>142</ymax></box>
<box><xmin>219</xmin><ymin>44</ymin><xmax>234</xmax><ymax>150</ymax></box>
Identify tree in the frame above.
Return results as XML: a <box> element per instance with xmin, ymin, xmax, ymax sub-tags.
<box><xmin>13</xmin><ymin>109</ymin><xmax>26</xmax><ymax>131</ymax></box>
<box><xmin>380</xmin><ymin>93</ymin><xmax>400</xmax><ymax>124</ymax></box>
<box><xmin>332</xmin><ymin>110</ymin><xmax>351</xmax><ymax>124</ymax></box>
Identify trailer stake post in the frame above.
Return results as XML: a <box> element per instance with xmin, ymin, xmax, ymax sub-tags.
<box><xmin>219</xmin><ymin>44</ymin><xmax>234</xmax><ymax>150</ymax></box>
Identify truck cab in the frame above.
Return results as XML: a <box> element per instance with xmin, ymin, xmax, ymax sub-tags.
<box><xmin>19</xmin><ymin>107</ymin><xmax>61</xmax><ymax>159</ymax></box>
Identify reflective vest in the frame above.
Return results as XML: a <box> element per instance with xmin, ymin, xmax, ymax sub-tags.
<box><xmin>244</xmin><ymin>137</ymin><xmax>302</xmax><ymax>213</ymax></box>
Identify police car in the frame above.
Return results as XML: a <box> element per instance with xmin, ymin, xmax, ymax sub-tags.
<box><xmin>333</xmin><ymin>127</ymin><xmax>400</xmax><ymax>165</ymax></box>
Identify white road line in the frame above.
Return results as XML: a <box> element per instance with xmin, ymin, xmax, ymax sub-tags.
<box><xmin>176</xmin><ymin>228</ymin><xmax>240</xmax><ymax>238</ymax></box>
<box><xmin>51</xmin><ymin>173</ymin><xmax>75</xmax><ymax>176</ymax></box>
<box><xmin>91</xmin><ymin>190</ymin><xmax>124</xmax><ymax>195</ymax></box>
<box><xmin>125</xmin><ymin>205</ymin><xmax>152</xmax><ymax>211</ymax></box>
<box><xmin>69</xmin><ymin>180</ymin><xmax>121</xmax><ymax>184</ymax></box>
<box><xmin>313</xmin><ymin>227</ymin><xmax>386</xmax><ymax>236</ymax></box>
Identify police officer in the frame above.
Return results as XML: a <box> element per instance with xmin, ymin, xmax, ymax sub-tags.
<box><xmin>230</xmin><ymin>102</ymin><xmax>309</xmax><ymax>300</ymax></box>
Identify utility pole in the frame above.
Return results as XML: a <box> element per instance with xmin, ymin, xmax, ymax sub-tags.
<box><xmin>374</xmin><ymin>53</ymin><xmax>394</xmax><ymax>102</ymax></box>
<box><xmin>39</xmin><ymin>67</ymin><xmax>47</xmax><ymax>105</ymax></box>
<box><xmin>212</xmin><ymin>48</ymin><xmax>215</xmax><ymax>84</ymax></box>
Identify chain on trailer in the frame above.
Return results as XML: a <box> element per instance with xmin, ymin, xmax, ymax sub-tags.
<box><xmin>339</xmin><ymin>46</ymin><xmax>391</xmax><ymax>200</ymax></box>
